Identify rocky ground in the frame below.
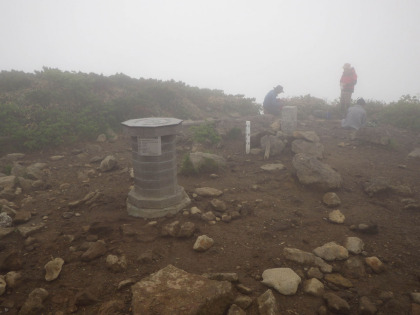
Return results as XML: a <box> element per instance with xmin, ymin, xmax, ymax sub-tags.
<box><xmin>0</xmin><ymin>115</ymin><xmax>420</xmax><ymax>315</ymax></box>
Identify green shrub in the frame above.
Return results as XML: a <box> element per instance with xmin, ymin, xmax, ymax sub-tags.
<box><xmin>190</xmin><ymin>123</ymin><xmax>221</xmax><ymax>145</ymax></box>
<box><xmin>3</xmin><ymin>165</ymin><xmax>12</xmax><ymax>175</ymax></box>
<box><xmin>381</xmin><ymin>95</ymin><xmax>420</xmax><ymax>131</ymax></box>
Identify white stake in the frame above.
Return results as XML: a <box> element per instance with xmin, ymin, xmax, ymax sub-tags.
<box><xmin>245</xmin><ymin>121</ymin><xmax>250</xmax><ymax>154</ymax></box>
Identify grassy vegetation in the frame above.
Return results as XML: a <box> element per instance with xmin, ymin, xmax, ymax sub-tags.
<box><xmin>0</xmin><ymin>68</ymin><xmax>258</xmax><ymax>152</ymax></box>
<box><xmin>380</xmin><ymin>95</ymin><xmax>420</xmax><ymax>131</ymax></box>
<box><xmin>1</xmin><ymin>68</ymin><xmax>419</xmax><ymax>153</ymax></box>
<box><xmin>190</xmin><ymin>123</ymin><xmax>221</xmax><ymax>145</ymax></box>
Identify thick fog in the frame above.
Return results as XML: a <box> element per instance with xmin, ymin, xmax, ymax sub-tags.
<box><xmin>1</xmin><ymin>0</ymin><xmax>419</xmax><ymax>103</ymax></box>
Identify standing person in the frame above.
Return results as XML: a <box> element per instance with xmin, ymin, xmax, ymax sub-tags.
<box><xmin>340</xmin><ymin>63</ymin><xmax>357</xmax><ymax>117</ymax></box>
<box><xmin>341</xmin><ymin>98</ymin><xmax>367</xmax><ymax>130</ymax></box>
<box><xmin>263</xmin><ymin>85</ymin><xmax>284</xmax><ymax>115</ymax></box>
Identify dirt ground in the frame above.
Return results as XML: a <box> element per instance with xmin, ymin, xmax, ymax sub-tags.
<box><xmin>1</xmin><ymin>116</ymin><xmax>420</xmax><ymax>314</ymax></box>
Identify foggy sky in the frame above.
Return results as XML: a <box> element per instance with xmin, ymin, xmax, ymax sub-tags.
<box><xmin>1</xmin><ymin>0</ymin><xmax>419</xmax><ymax>104</ymax></box>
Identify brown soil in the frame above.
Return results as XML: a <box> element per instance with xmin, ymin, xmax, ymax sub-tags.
<box><xmin>1</xmin><ymin>117</ymin><xmax>420</xmax><ymax>314</ymax></box>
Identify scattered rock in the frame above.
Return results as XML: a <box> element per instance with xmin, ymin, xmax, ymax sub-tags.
<box><xmin>291</xmin><ymin>139</ymin><xmax>324</xmax><ymax>159</ymax></box>
<box><xmin>195</xmin><ymin>187</ymin><xmax>223</xmax><ymax>197</ymax></box>
<box><xmin>81</xmin><ymin>240</ymin><xmax>107</xmax><ymax>261</ymax></box>
<box><xmin>260</xmin><ymin>163</ymin><xmax>285</xmax><ymax>171</ymax></box>
<box><xmin>227</xmin><ymin>304</ymin><xmax>246</xmax><ymax>315</ymax></box>
<box><xmin>410</xmin><ymin>292</ymin><xmax>420</xmax><ymax>304</ymax></box>
<box><xmin>324</xmin><ymin>273</ymin><xmax>353</xmax><ymax>288</ymax></box>
<box><xmin>292</xmin><ymin>153</ymin><xmax>342</xmax><ymax>190</ymax></box>
<box><xmin>117</xmin><ymin>278</ymin><xmax>136</xmax><ymax>290</ymax></box>
<box><xmin>131</xmin><ymin>264</ymin><xmax>233</xmax><ymax>315</ymax></box>
<box><xmin>365</xmin><ymin>256</ymin><xmax>385</xmax><ymax>273</ymax></box>
<box><xmin>0</xmin><ymin>275</ymin><xmax>6</xmax><ymax>295</ymax></box>
<box><xmin>307</xmin><ymin>267</ymin><xmax>323</xmax><ymax>279</ymax></box>
<box><xmin>261</xmin><ymin>267</ymin><xmax>301</xmax><ymax>295</ymax></box>
<box><xmin>257</xmin><ymin>289</ymin><xmax>279</xmax><ymax>315</ymax></box>
<box><xmin>97</xmin><ymin>300</ymin><xmax>126</xmax><ymax>315</ymax></box>
<box><xmin>18</xmin><ymin>288</ymin><xmax>49</xmax><ymax>315</ymax></box>
<box><xmin>193</xmin><ymin>235</ymin><xmax>214</xmax><ymax>252</ymax></box>
<box><xmin>359</xmin><ymin>296</ymin><xmax>378</xmax><ymax>315</ymax></box>
<box><xmin>189</xmin><ymin>152</ymin><xmax>226</xmax><ymax>172</ymax></box>
<box><xmin>408</xmin><ymin>148</ymin><xmax>420</xmax><ymax>159</ymax></box>
<box><xmin>233</xmin><ymin>295</ymin><xmax>253</xmax><ymax>310</ymax></box>
<box><xmin>328</xmin><ymin>209</ymin><xmax>345</xmax><ymax>224</ymax></box>
<box><xmin>0</xmin><ymin>212</ymin><xmax>12</xmax><ymax>228</ymax></box>
<box><xmin>106</xmin><ymin>254</ymin><xmax>127</xmax><ymax>273</ymax></box>
<box><xmin>17</xmin><ymin>223</ymin><xmax>46</xmax><ymax>237</ymax></box>
<box><xmin>12</xmin><ymin>210</ymin><xmax>32</xmax><ymax>225</ymax></box>
<box><xmin>99</xmin><ymin>155</ymin><xmax>117</xmax><ymax>172</ymax></box>
<box><xmin>322</xmin><ymin>192</ymin><xmax>341</xmax><ymax>207</ymax></box>
<box><xmin>350</xmin><ymin>223</ymin><xmax>378</xmax><ymax>234</ymax></box>
<box><xmin>342</xmin><ymin>256</ymin><xmax>366</xmax><ymax>279</ymax></box>
<box><xmin>313</xmin><ymin>242</ymin><xmax>349</xmax><ymax>261</ymax></box>
<box><xmin>284</xmin><ymin>247</ymin><xmax>315</xmax><ymax>265</ymax></box>
<box><xmin>44</xmin><ymin>257</ymin><xmax>64</xmax><ymax>281</ymax></box>
<box><xmin>323</xmin><ymin>292</ymin><xmax>350</xmax><ymax>314</ymax></box>
<box><xmin>345</xmin><ymin>236</ymin><xmax>364</xmax><ymax>254</ymax></box>
<box><xmin>303</xmin><ymin>278</ymin><xmax>324</xmax><ymax>297</ymax></box>
<box><xmin>5</xmin><ymin>271</ymin><xmax>22</xmax><ymax>288</ymax></box>
<box><xmin>210</xmin><ymin>199</ymin><xmax>227</xmax><ymax>212</ymax></box>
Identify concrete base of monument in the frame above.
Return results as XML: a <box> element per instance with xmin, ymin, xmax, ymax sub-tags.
<box><xmin>126</xmin><ymin>188</ymin><xmax>191</xmax><ymax>218</ymax></box>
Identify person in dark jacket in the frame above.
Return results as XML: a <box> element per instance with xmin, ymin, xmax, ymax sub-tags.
<box><xmin>263</xmin><ymin>85</ymin><xmax>284</xmax><ymax>115</ymax></box>
<box><xmin>340</xmin><ymin>63</ymin><xmax>357</xmax><ymax>117</ymax></box>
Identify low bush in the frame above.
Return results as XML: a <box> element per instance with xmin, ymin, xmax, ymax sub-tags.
<box><xmin>190</xmin><ymin>123</ymin><xmax>221</xmax><ymax>145</ymax></box>
<box><xmin>380</xmin><ymin>95</ymin><xmax>420</xmax><ymax>131</ymax></box>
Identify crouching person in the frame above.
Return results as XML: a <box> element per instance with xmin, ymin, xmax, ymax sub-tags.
<box><xmin>341</xmin><ymin>98</ymin><xmax>367</xmax><ymax>130</ymax></box>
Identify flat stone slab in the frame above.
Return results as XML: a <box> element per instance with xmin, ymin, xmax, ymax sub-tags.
<box><xmin>131</xmin><ymin>264</ymin><xmax>233</xmax><ymax>315</ymax></box>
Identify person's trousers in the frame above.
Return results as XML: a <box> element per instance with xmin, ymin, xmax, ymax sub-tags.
<box><xmin>340</xmin><ymin>90</ymin><xmax>352</xmax><ymax>117</ymax></box>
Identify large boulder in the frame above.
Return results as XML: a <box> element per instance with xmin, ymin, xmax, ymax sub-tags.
<box><xmin>131</xmin><ymin>264</ymin><xmax>234</xmax><ymax>315</ymax></box>
<box><xmin>0</xmin><ymin>176</ymin><xmax>17</xmax><ymax>199</ymax></box>
<box><xmin>260</xmin><ymin>135</ymin><xmax>285</xmax><ymax>157</ymax></box>
<box><xmin>291</xmin><ymin>139</ymin><xmax>324</xmax><ymax>159</ymax></box>
<box><xmin>189</xmin><ymin>152</ymin><xmax>226</xmax><ymax>172</ymax></box>
<box><xmin>292</xmin><ymin>153</ymin><xmax>342</xmax><ymax>190</ymax></box>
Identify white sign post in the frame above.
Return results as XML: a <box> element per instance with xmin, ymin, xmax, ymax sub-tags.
<box><xmin>245</xmin><ymin>121</ymin><xmax>250</xmax><ymax>154</ymax></box>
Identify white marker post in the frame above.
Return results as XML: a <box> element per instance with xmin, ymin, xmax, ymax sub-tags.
<box><xmin>245</xmin><ymin>121</ymin><xmax>250</xmax><ymax>154</ymax></box>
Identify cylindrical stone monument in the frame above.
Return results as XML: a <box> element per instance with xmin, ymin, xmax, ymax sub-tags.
<box><xmin>281</xmin><ymin>106</ymin><xmax>297</xmax><ymax>133</ymax></box>
<box><xmin>121</xmin><ymin>117</ymin><xmax>190</xmax><ymax>218</ymax></box>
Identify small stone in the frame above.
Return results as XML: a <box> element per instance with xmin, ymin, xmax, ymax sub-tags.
<box><xmin>359</xmin><ymin>296</ymin><xmax>378</xmax><ymax>315</ymax></box>
<box><xmin>261</xmin><ymin>267</ymin><xmax>301</xmax><ymax>295</ymax></box>
<box><xmin>410</xmin><ymin>292</ymin><xmax>420</xmax><ymax>304</ymax></box>
<box><xmin>324</xmin><ymin>273</ymin><xmax>353</xmax><ymax>288</ymax></box>
<box><xmin>190</xmin><ymin>207</ymin><xmax>202</xmax><ymax>215</ymax></box>
<box><xmin>365</xmin><ymin>256</ymin><xmax>385</xmax><ymax>273</ymax></box>
<box><xmin>345</xmin><ymin>236</ymin><xmax>364</xmax><ymax>254</ymax></box>
<box><xmin>303</xmin><ymin>278</ymin><xmax>324</xmax><ymax>296</ymax></box>
<box><xmin>307</xmin><ymin>267</ymin><xmax>323</xmax><ymax>279</ymax></box>
<box><xmin>117</xmin><ymin>278</ymin><xmax>136</xmax><ymax>290</ymax></box>
<box><xmin>193</xmin><ymin>235</ymin><xmax>214</xmax><ymax>252</ymax></box>
<box><xmin>44</xmin><ymin>258</ymin><xmax>64</xmax><ymax>281</ymax></box>
<box><xmin>322</xmin><ymin>192</ymin><xmax>341</xmax><ymax>207</ymax></box>
<box><xmin>328</xmin><ymin>209</ymin><xmax>345</xmax><ymax>224</ymax></box>
<box><xmin>323</xmin><ymin>292</ymin><xmax>350</xmax><ymax>314</ymax></box>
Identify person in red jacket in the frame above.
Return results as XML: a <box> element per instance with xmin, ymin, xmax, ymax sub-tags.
<box><xmin>340</xmin><ymin>63</ymin><xmax>357</xmax><ymax>117</ymax></box>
